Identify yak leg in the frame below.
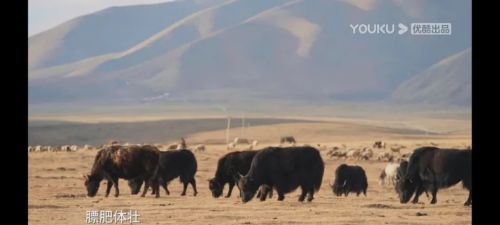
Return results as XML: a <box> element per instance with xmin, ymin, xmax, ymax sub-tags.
<box><xmin>226</xmin><ymin>182</ymin><xmax>234</xmax><ymax>198</ymax></box>
<box><xmin>430</xmin><ymin>186</ymin><xmax>438</xmax><ymax>204</ymax></box>
<box><xmin>256</xmin><ymin>189</ymin><xmax>262</xmax><ymax>199</ymax></box>
<box><xmin>151</xmin><ymin>180</ymin><xmax>156</xmax><ymax>195</ymax></box>
<box><xmin>112</xmin><ymin>178</ymin><xmax>120</xmax><ymax>197</ymax></box>
<box><xmin>298</xmin><ymin>187</ymin><xmax>307</xmax><ymax>202</ymax></box>
<box><xmin>151</xmin><ymin>179</ymin><xmax>160</xmax><ymax>198</ymax></box>
<box><xmin>428</xmin><ymin>170</ymin><xmax>438</xmax><ymax>204</ymax></box>
<box><xmin>160</xmin><ymin>179</ymin><xmax>170</xmax><ymax>195</ymax></box>
<box><xmin>258</xmin><ymin>188</ymin><xmax>267</xmax><ymax>201</ymax></box>
<box><xmin>307</xmin><ymin>188</ymin><xmax>315</xmax><ymax>202</ymax></box>
<box><xmin>424</xmin><ymin>190</ymin><xmax>430</xmax><ymax>199</ymax></box>
<box><xmin>181</xmin><ymin>182</ymin><xmax>188</xmax><ymax>196</ymax></box>
<box><xmin>277</xmin><ymin>189</ymin><xmax>285</xmax><ymax>201</ymax></box>
<box><xmin>141</xmin><ymin>180</ymin><xmax>150</xmax><ymax>197</ymax></box>
<box><xmin>190</xmin><ymin>178</ymin><xmax>198</xmax><ymax>196</ymax></box>
<box><xmin>105</xmin><ymin>180</ymin><xmax>113</xmax><ymax>197</ymax></box>
<box><xmin>163</xmin><ymin>182</ymin><xmax>170</xmax><ymax>195</ymax></box>
<box><xmin>412</xmin><ymin>185</ymin><xmax>425</xmax><ymax>203</ymax></box>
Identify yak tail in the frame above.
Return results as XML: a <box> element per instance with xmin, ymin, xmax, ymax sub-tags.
<box><xmin>151</xmin><ymin>161</ymin><xmax>160</xmax><ymax>181</ymax></box>
<box><xmin>314</xmin><ymin>163</ymin><xmax>325</xmax><ymax>192</ymax></box>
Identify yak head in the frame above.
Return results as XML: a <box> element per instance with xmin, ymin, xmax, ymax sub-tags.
<box><xmin>127</xmin><ymin>178</ymin><xmax>144</xmax><ymax>195</ymax></box>
<box><xmin>208</xmin><ymin>178</ymin><xmax>223</xmax><ymax>198</ymax></box>
<box><xmin>83</xmin><ymin>174</ymin><xmax>102</xmax><ymax>197</ymax></box>
<box><xmin>394</xmin><ymin>160</ymin><xmax>417</xmax><ymax>203</ymax></box>
<box><xmin>395</xmin><ymin>175</ymin><xmax>417</xmax><ymax>203</ymax></box>
<box><xmin>331</xmin><ymin>179</ymin><xmax>348</xmax><ymax>196</ymax></box>
<box><xmin>236</xmin><ymin>173</ymin><xmax>259</xmax><ymax>203</ymax></box>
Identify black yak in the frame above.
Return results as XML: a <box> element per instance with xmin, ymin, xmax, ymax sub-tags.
<box><xmin>396</xmin><ymin>147</ymin><xmax>471</xmax><ymax>206</ymax></box>
<box><xmin>237</xmin><ymin>146</ymin><xmax>324</xmax><ymax>202</ymax></box>
<box><xmin>128</xmin><ymin>149</ymin><xmax>198</xmax><ymax>196</ymax></box>
<box><xmin>84</xmin><ymin>145</ymin><xmax>160</xmax><ymax>198</ymax></box>
<box><xmin>331</xmin><ymin>164</ymin><xmax>368</xmax><ymax>197</ymax></box>
<box><xmin>208</xmin><ymin>150</ymin><xmax>272</xmax><ymax>199</ymax></box>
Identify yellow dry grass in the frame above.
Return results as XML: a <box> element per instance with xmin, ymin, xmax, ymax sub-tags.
<box><xmin>28</xmin><ymin>120</ymin><xmax>471</xmax><ymax>225</ymax></box>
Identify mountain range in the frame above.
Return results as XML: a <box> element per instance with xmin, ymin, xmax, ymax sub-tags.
<box><xmin>28</xmin><ymin>0</ymin><xmax>471</xmax><ymax>108</ymax></box>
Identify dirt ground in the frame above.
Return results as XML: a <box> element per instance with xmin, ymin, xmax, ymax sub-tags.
<box><xmin>28</xmin><ymin>121</ymin><xmax>471</xmax><ymax>225</ymax></box>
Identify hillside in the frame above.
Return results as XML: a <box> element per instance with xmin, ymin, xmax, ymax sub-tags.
<box><xmin>28</xmin><ymin>0</ymin><xmax>471</xmax><ymax>107</ymax></box>
<box><xmin>391</xmin><ymin>48</ymin><xmax>471</xmax><ymax>106</ymax></box>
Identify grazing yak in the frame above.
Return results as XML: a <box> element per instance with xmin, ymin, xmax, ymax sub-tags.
<box><xmin>208</xmin><ymin>150</ymin><xmax>273</xmax><ymax>200</ymax></box>
<box><xmin>128</xmin><ymin>149</ymin><xmax>198</xmax><ymax>196</ymax></box>
<box><xmin>84</xmin><ymin>145</ymin><xmax>160</xmax><ymax>198</ymax></box>
<box><xmin>331</xmin><ymin>164</ymin><xmax>368</xmax><ymax>197</ymax></box>
<box><xmin>237</xmin><ymin>146</ymin><xmax>324</xmax><ymax>203</ymax></box>
<box><xmin>395</xmin><ymin>159</ymin><xmax>429</xmax><ymax>202</ymax></box>
<box><xmin>280</xmin><ymin>136</ymin><xmax>296</xmax><ymax>145</ymax></box>
<box><xmin>396</xmin><ymin>147</ymin><xmax>471</xmax><ymax>206</ymax></box>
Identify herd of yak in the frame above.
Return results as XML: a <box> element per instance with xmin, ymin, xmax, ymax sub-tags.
<box><xmin>83</xmin><ymin>144</ymin><xmax>471</xmax><ymax>206</ymax></box>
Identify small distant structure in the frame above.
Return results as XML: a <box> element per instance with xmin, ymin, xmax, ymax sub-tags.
<box><xmin>180</xmin><ymin>137</ymin><xmax>187</xmax><ymax>149</ymax></box>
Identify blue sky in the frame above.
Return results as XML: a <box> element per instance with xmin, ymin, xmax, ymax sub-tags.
<box><xmin>29</xmin><ymin>0</ymin><xmax>173</xmax><ymax>36</ymax></box>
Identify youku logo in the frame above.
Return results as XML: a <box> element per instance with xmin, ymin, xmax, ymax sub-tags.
<box><xmin>350</xmin><ymin>23</ymin><xmax>451</xmax><ymax>35</ymax></box>
<box><xmin>350</xmin><ymin>23</ymin><xmax>408</xmax><ymax>35</ymax></box>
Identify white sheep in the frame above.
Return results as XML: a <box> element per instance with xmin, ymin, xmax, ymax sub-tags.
<box><xmin>194</xmin><ymin>144</ymin><xmax>206</xmax><ymax>152</ymax></box>
<box><xmin>379</xmin><ymin>163</ymin><xmax>400</xmax><ymax>186</ymax></box>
